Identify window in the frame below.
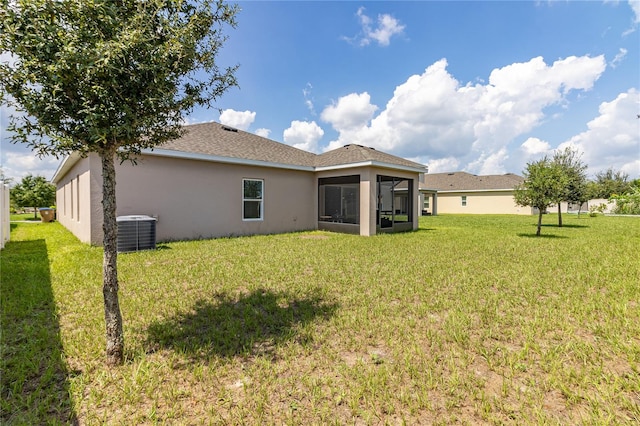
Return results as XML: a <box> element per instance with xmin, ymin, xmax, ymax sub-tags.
<box><xmin>70</xmin><ymin>179</ymin><xmax>74</xmax><ymax>219</ymax></box>
<box><xmin>461</xmin><ymin>195</ymin><xmax>467</xmax><ymax>207</ymax></box>
<box><xmin>423</xmin><ymin>196</ymin><xmax>430</xmax><ymax>209</ymax></box>
<box><xmin>76</xmin><ymin>175</ymin><xmax>80</xmax><ymax>221</ymax></box>
<box><xmin>243</xmin><ymin>179</ymin><xmax>263</xmax><ymax>220</ymax></box>
<box><xmin>318</xmin><ymin>175</ymin><xmax>360</xmax><ymax>224</ymax></box>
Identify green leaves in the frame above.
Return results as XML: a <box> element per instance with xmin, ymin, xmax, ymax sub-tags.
<box><xmin>10</xmin><ymin>174</ymin><xmax>56</xmax><ymax>211</ymax></box>
<box><xmin>1</xmin><ymin>0</ymin><xmax>239</xmax><ymax>159</ymax></box>
<box><xmin>514</xmin><ymin>156</ymin><xmax>566</xmax><ymax>212</ymax></box>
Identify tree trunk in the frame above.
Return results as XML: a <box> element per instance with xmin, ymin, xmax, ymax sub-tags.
<box><xmin>537</xmin><ymin>211</ymin><xmax>543</xmax><ymax>236</ymax></box>
<box><xmin>557</xmin><ymin>203</ymin><xmax>563</xmax><ymax>227</ymax></box>
<box><xmin>100</xmin><ymin>149</ymin><xmax>124</xmax><ymax>366</ymax></box>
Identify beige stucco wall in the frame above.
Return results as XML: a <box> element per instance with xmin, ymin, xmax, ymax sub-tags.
<box><xmin>55</xmin><ymin>155</ymin><xmax>97</xmax><ymax>244</ymax></box>
<box><xmin>55</xmin><ymin>152</ymin><xmax>422</xmax><ymax>244</ymax></box>
<box><xmin>436</xmin><ymin>191</ymin><xmax>532</xmax><ymax>215</ymax></box>
<box><xmin>113</xmin><ymin>154</ymin><xmax>317</xmax><ymax>242</ymax></box>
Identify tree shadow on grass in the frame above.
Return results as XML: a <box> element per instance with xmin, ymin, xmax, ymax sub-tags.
<box><xmin>0</xmin><ymin>239</ymin><xmax>78</xmax><ymax>425</ymax></box>
<box><xmin>517</xmin><ymin>233</ymin><xmax>569</xmax><ymax>239</ymax></box>
<box><xmin>540</xmin><ymin>223</ymin><xmax>589</xmax><ymax>229</ymax></box>
<box><xmin>146</xmin><ymin>289</ymin><xmax>338</xmax><ymax>360</ymax></box>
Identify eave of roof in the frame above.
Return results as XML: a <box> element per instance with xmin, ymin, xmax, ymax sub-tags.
<box><xmin>52</xmin><ymin>123</ymin><xmax>428</xmax><ymax>182</ymax></box>
<box><xmin>51</xmin><ymin>152</ymin><xmax>82</xmax><ymax>184</ymax></box>
<box><xmin>435</xmin><ymin>188</ymin><xmax>517</xmax><ymax>194</ymax></box>
<box><xmin>145</xmin><ymin>148</ymin><xmax>315</xmax><ymax>172</ymax></box>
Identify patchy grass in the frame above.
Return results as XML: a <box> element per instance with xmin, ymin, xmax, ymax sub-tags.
<box><xmin>1</xmin><ymin>214</ymin><xmax>639</xmax><ymax>424</ymax></box>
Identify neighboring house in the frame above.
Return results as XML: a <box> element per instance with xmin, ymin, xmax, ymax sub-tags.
<box><xmin>51</xmin><ymin>122</ymin><xmax>427</xmax><ymax>245</ymax></box>
<box><xmin>419</xmin><ymin>171</ymin><xmax>532</xmax><ymax>215</ymax></box>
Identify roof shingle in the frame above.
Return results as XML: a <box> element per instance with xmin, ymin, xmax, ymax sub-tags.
<box><xmin>157</xmin><ymin>122</ymin><xmax>317</xmax><ymax>167</ymax></box>
<box><xmin>422</xmin><ymin>171</ymin><xmax>524</xmax><ymax>191</ymax></box>
<box><xmin>155</xmin><ymin>122</ymin><xmax>427</xmax><ymax>172</ymax></box>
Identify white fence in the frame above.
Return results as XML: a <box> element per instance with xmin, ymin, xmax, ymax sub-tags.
<box><xmin>1</xmin><ymin>183</ymin><xmax>10</xmax><ymax>249</ymax></box>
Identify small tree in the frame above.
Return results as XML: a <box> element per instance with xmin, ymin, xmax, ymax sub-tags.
<box><xmin>552</xmin><ymin>147</ymin><xmax>588</xmax><ymax>225</ymax></box>
<box><xmin>514</xmin><ymin>157</ymin><xmax>567</xmax><ymax>236</ymax></box>
<box><xmin>10</xmin><ymin>174</ymin><xmax>55</xmax><ymax>218</ymax></box>
<box><xmin>1</xmin><ymin>0</ymin><xmax>238</xmax><ymax>365</ymax></box>
<box><xmin>590</xmin><ymin>168</ymin><xmax>631</xmax><ymax>199</ymax></box>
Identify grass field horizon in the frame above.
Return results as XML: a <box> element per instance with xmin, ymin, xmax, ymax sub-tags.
<box><xmin>2</xmin><ymin>214</ymin><xmax>639</xmax><ymax>424</ymax></box>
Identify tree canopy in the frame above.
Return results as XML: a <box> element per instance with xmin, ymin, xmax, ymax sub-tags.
<box><xmin>588</xmin><ymin>168</ymin><xmax>632</xmax><ymax>199</ymax></box>
<box><xmin>552</xmin><ymin>147</ymin><xmax>588</xmax><ymax>224</ymax></box>
<box><xmin>514</xmin><ymin>157</ymin><xmax>567</xmax><ymax>236</ymax></box>
<box><xmin>1</xmin><ymin>0</ymin><xmax>238</xmax><ymax>160</ymax></box>
<box><xmin>1</xmin><ymin>0</ymin><xmax>239</xmax><ymax>365</ymax></box>
<box><xmin>10</xmin><ymin>174</ymin><xmax>56</xmax><ymax>218</ymax></box>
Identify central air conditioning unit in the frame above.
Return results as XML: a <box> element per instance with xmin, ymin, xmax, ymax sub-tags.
<box><xmin>116</xmin><ymin>215</ymin><xmax>157</xmax><ymax>253</ymax></box>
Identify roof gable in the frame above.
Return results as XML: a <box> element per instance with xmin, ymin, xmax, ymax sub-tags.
<box><xmin>315</xmin><ymin>144</ymin><xmax>426</xmax><ymax>171</ymax></box>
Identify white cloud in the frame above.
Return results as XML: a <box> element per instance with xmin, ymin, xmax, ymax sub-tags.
<box><xmin>1</xmin><ymin>151</ymin><xmax>59</xmax><ymax>180</ymax></box>
<box><xmin>622</xmin><ymin>0</ymin><xmax>640</xmax><ymax>36</ymax></box>
<box><xmin>303</xmin><ymin>83</ymin><xmax>315</xmax><ymax>115</ymax></box>
<box><xmin>468</xmin><ymin>148</ymin><xmax>510</xmax><ymax>175</ymax></box>
<box><xmin>254</xmin><ymin>128</ymin><xmax>271</xmax><ymax>138</ymax></box>
<box><xmin>321</xmin><ymin>92</ymin><xmax>378</xmax><ymax>133</ymax></box>
<box><xmin>219</xmin><ymin>109</ymin><xmax>256</xmax><ymax>131</ymax></box>
<box><xmin>521</xmin><ymin>137</ymin><xmax>552</xmax><ymax>156</ymax></box>
<box><xmin>426</xmin><ymin>157</ymin><xmax>460</xmax><ymax>174</ymax></box>
<box><xmin>347</xmin><ymin>7</ymin><xmax>405</xmax><ymax>47</ymax></box>
<box><xmin>320</xmin><ymin>55</ymin><xmax>607</xmax><ymax>175</ymax></box>
<box><xmin>283</xmin><ymin>120</ymin><xmax>324</xmax><ymax>153</ymax></box>
<box><xmin>610</xmin><ymin>48</ymin><xmax>628</xmax><ymax>68</ymax></box>
<box><xmin>629</xmin><ymin>0</ymin><xmax>640</xmax><ymax>23</ymax></box>
<box><xmin>558</xmin><ymin>88</ymin><xmax>640</xmax><ymax>178</ymax></box>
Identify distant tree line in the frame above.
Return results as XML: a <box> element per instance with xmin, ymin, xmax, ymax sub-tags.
<box><xmin>514</xmin><ymin>147</ymin><xmax>639</xmax><ymax>236</ymax></box>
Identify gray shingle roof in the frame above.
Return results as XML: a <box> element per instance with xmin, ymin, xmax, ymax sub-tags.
<box><xmin>315</xmin><ymin>144</ymin><xmax>427</xmax><ymax>170</ymax></box>
<box><xmin>422</xmin><ymin>171</ymin><xmax>524</xmax><ymax>191</ymax></box>
<box><xmin>157</xmin><ymin>122</ymin><xmax>317</xmax><ymax>167</ymax></box>
<box><xmin>155</xmin><ymin>122</ymin><xmax>427</xmax><ymax>172</ymax></box>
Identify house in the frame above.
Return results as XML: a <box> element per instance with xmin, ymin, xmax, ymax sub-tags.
<box><xmin>51</xmin><ymin>122</ymin><xmax>427</xmax><ymax>245</ymax></box>
<box><xmin>419</xmin><ymin>171</ymin><xmax>532</xmax><ymax>215</ymax></box>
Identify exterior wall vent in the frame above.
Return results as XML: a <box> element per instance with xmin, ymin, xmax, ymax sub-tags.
<box><xmin>116</xmin><ymin>215</ymin><xmax>157</xmax><ymax>253</ymax></box>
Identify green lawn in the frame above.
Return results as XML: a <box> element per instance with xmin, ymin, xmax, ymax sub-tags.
<box><xmin>2</xmin><ymin>214</ymin><xmax>639</xmax><ymax>424</ymax></box>
<box><xmin>9</xmin><ymin>212</ymin><xmax>41</xmax><ymax>221</ymax></box>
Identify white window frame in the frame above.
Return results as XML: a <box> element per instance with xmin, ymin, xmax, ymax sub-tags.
<box><xmin>242</xmin><ymin>178</ymin><xmax>264</xmax><ymax>221</ymax></box>
<box><xmin>461</xmin><ymin>195</ymin><xmax>467</xmax><ymax>207</ymax></box>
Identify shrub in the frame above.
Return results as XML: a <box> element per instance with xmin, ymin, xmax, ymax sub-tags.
<box><xmin>611</xmin><ymin>187</ymin><xmax>640</xmax><ymax>215</ymax></box>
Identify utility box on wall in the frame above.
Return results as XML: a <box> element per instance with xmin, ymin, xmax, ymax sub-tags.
<box><xmin>116</xmin><ymin>215</ymin><xmax>157</xmax><ymax>253</ymax></box>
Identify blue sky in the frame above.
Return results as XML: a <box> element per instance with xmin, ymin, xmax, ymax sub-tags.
<box><xmin>2</xmin><ymin>0</ymin><xmax>639</xmax><ymax>181</ymax></box>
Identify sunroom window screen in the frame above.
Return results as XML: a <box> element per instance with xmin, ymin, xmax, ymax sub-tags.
<box><xmin>318</xmin><ymin>175</ymin><xmax>360</xmax><ymax>224</ymax></box>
